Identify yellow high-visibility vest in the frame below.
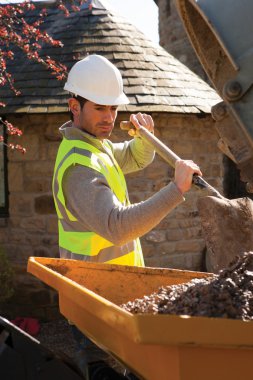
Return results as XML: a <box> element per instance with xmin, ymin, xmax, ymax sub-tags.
<box><xmin>52</xmin><ymin>137</ymin><xmax>144</xmax><ymax>266</ymax></box>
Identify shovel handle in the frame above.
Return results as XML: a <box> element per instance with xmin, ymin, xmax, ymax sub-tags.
<box><xmin>120</xmin><ymin>121</ymin><xmax>223</xmax><ymax>197</ymax></box>
<box><xmin>120</xmin><ymin>121</ymin><xmax>179</xmax><ymax>168</ymax></box>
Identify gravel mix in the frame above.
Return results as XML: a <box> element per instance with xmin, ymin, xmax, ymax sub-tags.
<box><xmin>121</xmin><ymin>252</ymin><xmax>253</xmax><ymax>320</ymax></box>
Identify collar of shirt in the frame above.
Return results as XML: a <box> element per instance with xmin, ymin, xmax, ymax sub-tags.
<box><xmin>59</xmin><ymin>120</ymin><xmax>109</xmax><ymax>153</ymax></box>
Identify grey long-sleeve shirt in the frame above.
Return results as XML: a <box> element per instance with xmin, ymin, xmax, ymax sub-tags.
<box><xmin>60</xmin><ymin>121</ymin><xmax>184</xmax><ymax>255</ymax></box>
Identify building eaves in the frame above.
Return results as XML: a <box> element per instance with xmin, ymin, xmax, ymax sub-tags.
<box><xmin>0</xmin><ymin>2</ymin><xmax>220</xmax><ymax>115</ymax></box>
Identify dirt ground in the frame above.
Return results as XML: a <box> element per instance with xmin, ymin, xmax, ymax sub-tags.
<box><xmin>37</xmin><ymin>318</ymin><xmax>125</xmax><ymax>375</ymax></box>
<box><xmin>37</xmin><ymin>318</ymin><xmax>77</xmax><ymax>360</ymax></box>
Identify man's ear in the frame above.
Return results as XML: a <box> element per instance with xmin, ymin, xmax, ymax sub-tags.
<box><xmin>68</xmin><ymin>98</ymin><xmax>81</xmax><ymax>117</ymax></box>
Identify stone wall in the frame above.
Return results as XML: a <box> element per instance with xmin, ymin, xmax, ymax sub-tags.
<box><xmin>124</xmin><ymin>113</ymin><xmax>222</xmax><ymax>270</ymax></box>
<box><xmin>157</xmin><ymin>0</ymin><xmax>207</xmax><ymax>80</ymax></box>
<box><xmin>0</xmin><ymin>111</ymin><xmax>222</xmax><ymax>319</ymax></box>
<box><xmin>0</xmin><ymin>113</ymin><xmax>66</xmax><ymax>320</ymax></box>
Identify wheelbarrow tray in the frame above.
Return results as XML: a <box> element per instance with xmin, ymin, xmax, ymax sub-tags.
<box><xmin>27</xmin><ymin>257</ymin><xmax>253</xmax><ymax>380</ymax></box>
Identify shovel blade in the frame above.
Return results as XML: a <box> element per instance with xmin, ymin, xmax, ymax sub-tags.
<box><xmin>197</xmin><ymin>196</ymin><xmax>253</xmax><ymax>273</ymax></box>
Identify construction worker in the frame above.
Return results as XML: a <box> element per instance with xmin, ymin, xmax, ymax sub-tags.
<box><xmin>52</xmin><ymin>54</ymin><xmax>202</xmax><ymax>378</ymax></box>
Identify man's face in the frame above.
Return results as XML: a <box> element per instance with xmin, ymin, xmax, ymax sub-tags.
<box><xmin>75</xmin><ymin>100</ymin><xmax>118</xmax><ymax>140</ymax></box>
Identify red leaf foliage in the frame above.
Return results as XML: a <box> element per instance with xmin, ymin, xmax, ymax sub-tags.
<box><xmin>0</xmin><ymin>0</ymin><xmax>87</xmax><ymax>153</ymax></box>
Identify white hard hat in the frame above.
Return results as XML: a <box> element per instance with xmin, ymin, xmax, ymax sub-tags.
<box><xmin>64</xmin><ymin>55</ymin><xmax>129</xmax><ymax>105</ymax></box>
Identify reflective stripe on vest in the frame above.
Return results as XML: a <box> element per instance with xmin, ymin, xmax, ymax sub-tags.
<box><xmin>53</xmin><ymin>137</ymin><xmax>144</xmax><ymax>267</ymax></box>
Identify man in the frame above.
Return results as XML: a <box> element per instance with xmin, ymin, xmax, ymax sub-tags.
<box><xmin>53</xmin><ymin>54</ymin><xmax>201</xmax><ymax>266</ymax></box>
<box><xmin>52</xmin><ymin>54</ymin><xmax>201</xmax><ymax>378</ymax></box>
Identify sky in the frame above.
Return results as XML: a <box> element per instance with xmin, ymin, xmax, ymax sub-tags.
<box><xmin>0</xmin><ymin>0</ymin><xmax>159</xmax><ymax>44</ymax></box>
<box><xmin>107</xmin><ymin>0</ymin><xmax>159</xmax><ymax>44</ymax></box>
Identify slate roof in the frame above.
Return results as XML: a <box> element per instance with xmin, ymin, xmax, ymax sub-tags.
<box><xmin>0</xmin><ymin>0</ymin><xmax>220</xmax><ymax>114</ymax></box>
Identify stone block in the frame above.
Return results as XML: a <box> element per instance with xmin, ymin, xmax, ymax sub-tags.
<box><xmin>127</xmin><ymin>178</ymin><xmax>153</xmax><ymax>193</ymax></box>
<box><xmin>47</xmin><ymin>142</ymin><xmax>60</xmax><ymax>161</ymax></box>
<box><xmin>145</xmin><ymin>230</ymin><xmax>166</xmax><ymax>243</ymax></box>
<box><xmin>160</xmin><ymin>253</ymin><xmax>188</xmax><ymax>270</ymax></box>
<box><xmin>6</xmin><ymin>244</ymin><xmax>34</xmax><ymax>265</ymax></box>
<box><xmin>211</xmin><ymin>164</ymin><xmax>222</xmax><ymax>177</ymax></box>
<box><xmin>41</xmin><ymin>234</ymin><xmax>58</xmax><ymax>246</ymax></box>
<box><xmin>9</xmin><ymin>194</ymin><xmax>33</xmax><ymax>216</ymax></box>
<box><xmin>166</xmin><ymin>228</ymin><xmax>184</xmax><ymax>241</ymax></box>
<box><xmin>186</xmin><ymin>251</ymin><xmax>205</xmax><ymax>271</ymax></box>
<box><xmin>171</xmin><ymin>142</ymin><xmax>193</xmax><ymax>157</ymax></box>
<box><xmin>141</xmin><ymin>242</ymin><xmax>156</xmax><ymax>258</ymax></box>
<box><xmin>151</xmin><ymin>179</ymin><xmax>171</xmax><ymax>192</ymax></box>
<box><xmin>46</xmin><ymin>216</ymin><xmax>58</xmax><ymax>233</ymax></box>
<box><xmin>26</xmin><ymin>114</ymin><xmax>49</xmax><ymax>127</ymax></box>
<box><xmin>20</xmin><ymin>217</ymin><xmax>46</xmax><ymax>232</ymax></box>
<box><xmin>8</xmin><ymin>163</ymin><xmax>23</xmax><ymax>192</ymax></box>
<box><xmin>25</xmin><ymin>161</ymin><xmax>54</xmax><ymax>178</ymax></box>
<box><xmin>182</xmin><ymin>226</ymin><xmax>202</xmax><ymax>239</ymax></box>
<box><xmin>44</xmin><ymin>125</ymin><xmax>62</xmax><ymax>142</ymax></box>
<box><xmin>7</xmin><ymin>230</ymin><xmax>26</xmax><ymax>244</ymax></box>
<box><xmin>0</xmin><ymin>229</ymin><xmax>9</xmax><ymax>243</ymax></box>
<box><xmin>33</xmin><ymin>247</ymin><xmax>51</xmax><ymax>257</ymax></box>
<box><xmin>49</xmin><ymin>246</ymin><xmax>60</xmax><ymax>258</ymax></box>
<box><xmin>175</xmin><ymin>239</ymin><xmax>205</xmax><ymax>254</ymax></box>
<box><xmin>144</xmin><ymin>160</ymin><xmax>170</xmax><ymax>180</ymax></box>
<box><xmin>160</xmin><ymin>251</ymin><xmax>204</xmax><ymax>271</ymax></box>
<box><xmin>34</xmin><ymin>195</ymin><xmax>55</xmax><ymax>215</ymax></box>
<box><xmin>157</xmin><ymin>217</ymin><xmax>179</xmax><ymax>230</ymax></box>
<box><xmin>152</xmin><ymin>241</ymin><xmax>176</xmax><ymax>256</ymax></box>
<box><xmin>24</xmin><ymin>177</ymin><xmax>52</xmax><ymax>193</ymax></box>
<box><xmin>144</xmin><ymin>256</ymin><xmax>162</xmax><ymax>268</ymax></box>
<box><xmin>25</xmin><ymin>233</ymin><xmax>45</xmax><ymax>246</ymax></box>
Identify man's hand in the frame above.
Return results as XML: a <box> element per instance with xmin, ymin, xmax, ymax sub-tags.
<box><xmin>174</xmin><ymin>159</ymin><xmax>202</xmax><ymax>194</ymax></box>
<box><xmin>128</xmin><ymin>113</ymin><xmax>154</xmax><ymax>136</ymax></box>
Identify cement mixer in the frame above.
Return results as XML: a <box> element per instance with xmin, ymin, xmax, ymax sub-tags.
<box><xmin>176</xmin><ymin>0</ymin><xmax>253</xmax><ymax>188</ymax></box>
<box><xmin>174</xmin><ymin>0</ymin><xmax>253</xmax><ymax>272</ymax></box>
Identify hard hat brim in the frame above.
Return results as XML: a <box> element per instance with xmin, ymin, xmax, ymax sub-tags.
<box><xmin>64</xmin><ymin>83</ymin><xmax>130</xmax><ymax>106</ymax></box>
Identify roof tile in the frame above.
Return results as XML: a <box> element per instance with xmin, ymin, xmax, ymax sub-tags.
<box><xmin>0</xmin><ymin>1</ymin><xmax>220</xmax><ymax>115</ymax></box>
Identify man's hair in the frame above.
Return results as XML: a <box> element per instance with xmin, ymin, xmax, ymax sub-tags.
<box><xmin>70</xmin><ymin>95</ymin><xmax>87</xmax><ymax>121</ymax></box>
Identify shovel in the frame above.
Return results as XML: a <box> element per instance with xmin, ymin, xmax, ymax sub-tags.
<box><xmin>120</xmin><ymin>121</ymin><xmax>223</xmax><ymax>198</ymax></box>
<box><xmin>120</xmin><ymin>121</ymin><xmax>253</xmax><ymax>273</ymax></box>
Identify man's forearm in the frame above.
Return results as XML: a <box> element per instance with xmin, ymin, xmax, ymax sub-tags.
<box><xmin>107</xmin><ymin>182</ymin><xmax>184</xmax><ymax>245</ymax></box>
<box><xmin>64</xmin><ymin>167</ymin><xmax>184</xmax><ymax>246</ymax></box>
